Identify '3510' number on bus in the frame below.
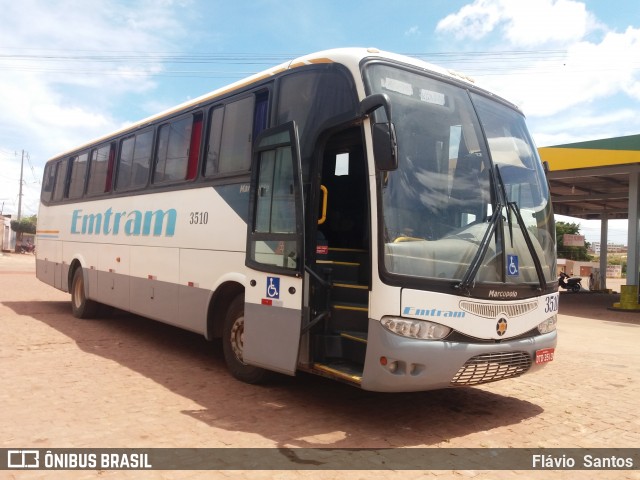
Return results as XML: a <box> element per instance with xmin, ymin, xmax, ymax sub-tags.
<box><xmin>190</xmin><ymin>212</ymin><xmax>209</xmax><ymax>225</ymax></box>
<box><xmin>545</xmin><ymin>295</ymin><xmax>558</xmax><ymax>313</ymax></box>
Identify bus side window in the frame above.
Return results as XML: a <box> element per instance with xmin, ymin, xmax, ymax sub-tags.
<box><xmin>67</xmin><ymin>152</ymin><xmax>89</xmax><ymax>199</ymax></box>
<box><xmin>154</xmin><ymin>116</ymin><xmax>192</xmax><ymax>184</ymax></box>
<box><xmin>204</xmin><ymin>106</ymin><xmax>224</xmax><ymax>177</ymax></box>
<box><xmin>41</xmin><ymin>163</ymin><xmax>56</xmax><ymax>202</ymax></box>
<box><xmin>52</xmin><ymin>159</ymin><xmax>69</xmax><ymax>202</ymax></box>
<box><xmin>116</xmin><ymin>130</ymin><xmax>153</xmax><ymax>191</ymax></box>
<box><xmin>86</xmin><ymin>143</ymin><xmax>115</xmax><ymax>196</ymax></box>
<box><xmin>218</xmin><ymin>95</ymin><xmax>255</xmax><ymax>174</ymax></box>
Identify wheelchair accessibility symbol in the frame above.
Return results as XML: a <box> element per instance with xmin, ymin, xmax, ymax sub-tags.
<box><xmin>266</xmin><ymin>276</ymin><xmax>280</xmax><ymax>299</ymax></box>
<box><xmin>507</xmin><ymin>255</ymin><xmax>519</xmax><ymax>276</ymax></box>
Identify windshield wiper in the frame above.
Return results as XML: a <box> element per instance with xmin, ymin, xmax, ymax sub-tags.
<box><xmin>456</xmin><ymin>204</ymin><xmax>502</xmax><ymax>292</ymax></box>
<box><xmin>495</xmin><ymin>166</ymin><xmax>514</xmax><ymax>247</ymax></box>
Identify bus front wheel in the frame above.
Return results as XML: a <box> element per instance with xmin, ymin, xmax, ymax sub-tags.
<box><xmin>222</xmin><ymin>295</ymin><xmax>271</xmax><ymax>384</ymax></box>
<box><xmin>71</xmin><ymin>268</ymin><xmax>99</xmax><ymax>319</ymax></box>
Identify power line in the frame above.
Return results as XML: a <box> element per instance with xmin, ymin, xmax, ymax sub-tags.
<box><xmin>0</xmin><ymin>49</ymin><xmax>636</xmax><ymax>79</ymax></box>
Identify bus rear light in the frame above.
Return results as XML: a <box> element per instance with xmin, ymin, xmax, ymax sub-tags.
<box><xmin>379</xmin><ymin>356</ymin><xmax>388</xmax><ymax>366</ymax></box>
<box><xmin>381</xmin><ymin>316</ymin><xmax>451</xmax><ymax>340</ymax></box>
<box><xmin>537</xmin><ymin>315</ymin><xmax>557</xmax><ymax>334</ymax></box>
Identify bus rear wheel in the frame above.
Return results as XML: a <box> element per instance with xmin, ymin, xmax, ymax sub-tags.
<box><xmin>222</xmin><ymin>295</ymin><xmax>271</xmax><ymax>384</ymax></box>
<box><xmin>71</xmin><ymin>268</ymin><xmax>99</xmax><ymax>319</ymax></box>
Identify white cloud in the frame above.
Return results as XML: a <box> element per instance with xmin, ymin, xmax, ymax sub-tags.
<box><xmin>0</xmin><ymin>0</ymin><xmax>192</xmax><ymax>216</ymax></box>
<box><xmin>433</xmin><ymin>0</ymin><xmax>640</xmax><ymax>163</ymax></box>
<box><xmin>530</xmin><ymin>108</ymin><xmax>640</xmax><ymax>147</ymax></box>
<box><xmin>475</xmin><ymin>25</ymin><xmax>640</xmax><ymax>118</ymax></box>
<box><xmin>436</xmin><ymin>0</ymin><xmax>503</xmax><ymax>40</ymax></box>
<box><xmin>437</xmin><ymin>0</ymin><xmax>600</xmax><ymax>46</ymax></box>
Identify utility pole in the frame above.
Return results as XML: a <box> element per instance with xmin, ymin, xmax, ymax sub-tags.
<box><xmin>17</xmin><ymin>150</ymin><xmax>24</xmax><ymax>221</ymax></box>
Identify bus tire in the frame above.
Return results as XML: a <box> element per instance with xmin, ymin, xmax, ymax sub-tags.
<box><xmin>71</xmin><ymin>268</ymin><xmax>99</xmax><ymax>319</ymax></box>
<box><xmin>222</xmin><ymin>295</ymin><xmax>271</xmax><ymax>384</ymax></box>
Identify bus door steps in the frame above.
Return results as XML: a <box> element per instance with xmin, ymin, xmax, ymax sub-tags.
<box><xmin>312</xmin><ymin>360</ymin><xmax>363</xmax><ymax>386</ymax></box>
<box><xmin>332</xmin><ymin>282</ymin><xmax>368</xmax><ymax>304</ymax></box>
<box><xmin>316</xmin><ymin>247</ymin><xmax>368</xmax><ymax>284</ymax></box>
<box><xmin>313</xmin><ymin>247</ymin><xmax>370</xmax><ymax>364</ymax></box>
<box><xmin>314</xmin><ymin>331</ymin><xmax>367</xmax><ymax>365</ymax></box>
<box><xmin>330</xmin><ymin>301</ymin><xmax>368</xmax><ymax>332</ymax></box>
<box><xmin>316</xmin><ymin>259</ymin><xmax>361</xmax><ymax>284</ymax></box>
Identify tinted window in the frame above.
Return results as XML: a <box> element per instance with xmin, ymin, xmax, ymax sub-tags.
<box><xmin>116</xmin><ymin>130</ymin><xmax>153</xmax><ymax>190</ymax></box>
<box><xmin>154</xmin><ymin>116</ymin><xmax>193</xmax><ymax>184</ymax></box>
<box><xmin>41</xmin><ymin>163</ymin><xmax>56</xmax><ymax>202</ymax></box>
<box><xmin>204</xmin><ymin>107</ymin><xmax>224</xmax><ymax>177</ymax></box>
<box><xmin>277</xmin><ymin>69</ymin><xmax>356</xmax><ymax>146</ymax></box>
<box><xmin>67</xmin><ymin>152</ymin><xmax>88</xmax><ymax>199</ymax></box>
<box><xmin>219</xmin><ymin>96</ymin><xmax>254</xmax><ymax>174</ymax></box>
<box><xmin>87</xmin><ymin>143</ymin><xmax>115</xmax><ymax>196</ymax></box>
<box><xmin>52</xmin><ymin>159</ymin><xmax>68</xmax><ymax>202</ymax></box>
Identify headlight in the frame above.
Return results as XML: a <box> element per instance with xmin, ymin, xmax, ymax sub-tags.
<box><xmin>537</xmin><ymin>315</ymin><xmax>557</xmax><ymax>334</ymax></box>
<box><xmin>381</xmin><ymin>316</ymin><xmax>451</xmax><ymax>340</ymax></box>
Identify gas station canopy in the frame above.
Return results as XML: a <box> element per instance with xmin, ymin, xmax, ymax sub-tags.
<box><xmin>539</xmin><ymin>134</ymin><xmax>640</xmax><ymax>220</ymax></box>
<box><xmin>538</xmin><ymin>133</ymin><xmax>640</xmax><ymax>296</ymax></box>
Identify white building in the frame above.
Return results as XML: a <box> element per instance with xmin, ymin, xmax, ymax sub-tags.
<box><xmin>1</xmin><ymin>215</ymin><xmax>16</xmax><ymax>252</ymax></box>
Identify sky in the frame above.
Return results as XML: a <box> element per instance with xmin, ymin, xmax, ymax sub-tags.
<box><xmin>0</xmin><ymin>0</ymin><xmax>638</xmax><ymax>243</ymax></box>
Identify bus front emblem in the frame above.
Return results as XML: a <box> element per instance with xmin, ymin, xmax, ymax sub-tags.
<box><xmin>496</xmin><ymin>318</ymin><xmax>508</xmax><ymax>336</ymax></box>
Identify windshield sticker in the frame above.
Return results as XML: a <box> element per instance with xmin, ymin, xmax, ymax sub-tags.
<box><xmin>381</xmin><ymin>77</ymin><xmax>413</xmax><ymax>96</ymax></box>
<box><xmin>507</xmin><ymin>255</ymin><xmax>519</xmax><ymax>276</ymax></box>
<box><xmin>420</xmin><ymin>89</ymin><xmax>446</xmax><ymax>106</ymax></box>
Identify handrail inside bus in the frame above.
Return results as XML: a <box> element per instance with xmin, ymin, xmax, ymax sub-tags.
<box><xmin>318</xmin><ymin>185</ymin><xmax>328</xmax><ymax>225</ymax></box>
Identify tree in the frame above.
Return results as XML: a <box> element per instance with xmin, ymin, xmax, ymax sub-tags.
<box><xmin>10</xmin><ymin>215</ymin><xmax>37</xmax><ymax>251</ymax></box>
<box><xmin>555</xmin><ymin>221</ymin><xmax>591</xmax><ymax>261</ymax></box>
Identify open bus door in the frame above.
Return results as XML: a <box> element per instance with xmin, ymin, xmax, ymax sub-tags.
<box><xmin>243</xmin><ymin>122</ymin><xmax>305</xmax><ymax>375</ymax></box>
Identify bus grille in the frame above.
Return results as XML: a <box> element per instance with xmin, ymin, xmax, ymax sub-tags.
<box><xmin>450</xmin><ymin>352</ymin><xmax>532</xmax><ymax>386</ymax></box>
<box><xmin>459</xmin><ymin>300</ymin><xmax>538</xmax><ymax>318</ymax></box>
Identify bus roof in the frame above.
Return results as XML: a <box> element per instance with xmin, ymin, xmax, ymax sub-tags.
<box><xmin>48</xmin><ymin>48</ymin><xmax>476</xmax><ymax>162</ymax></box>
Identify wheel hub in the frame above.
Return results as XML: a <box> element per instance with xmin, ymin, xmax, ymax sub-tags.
<box><xmin>229</xmin><ymin>316</ymin><xmax>245</xmax><ymax>363</ymax></box>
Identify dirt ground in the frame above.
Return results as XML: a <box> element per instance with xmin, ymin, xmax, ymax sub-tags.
<box><xmin>1</xmin><ymin>252</ymin><xmax>639</xmax><ymax>480</ymax></box>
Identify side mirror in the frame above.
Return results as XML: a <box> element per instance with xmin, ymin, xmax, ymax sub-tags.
<box><xmin>359</xmin><ymin>94</ymin><xmax>398</xmax><ymax>172</ymax></box>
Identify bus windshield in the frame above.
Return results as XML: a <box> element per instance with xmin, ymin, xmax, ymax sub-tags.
<box><xmin>365</xmin><ymin>63</ymin><xmax>555</xmax><ymax>288</ymax></box>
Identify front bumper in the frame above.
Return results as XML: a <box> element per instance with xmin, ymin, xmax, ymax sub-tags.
<box><xmin>361</xmin><ymin>318</ymin><xmax>557</xmax><ymax>392</ymax></box>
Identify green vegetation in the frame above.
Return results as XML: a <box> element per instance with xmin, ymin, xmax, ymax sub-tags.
<box><xmin>555</xmin><ymin>221</ymin><xmax>592</xmax><ymax>261</ymax></box>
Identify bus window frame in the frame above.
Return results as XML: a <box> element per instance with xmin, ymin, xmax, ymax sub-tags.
<box><xmin>114</xmin><ymin>127</ymin><xmax>155</xmax><ymax>192</ymax></box>
<box><xmin>202</xmin><ymin>88</ymin><xmax>272</xmax><ymax>181</ymax></box>
<box><xmin>86</xmin><ymin>142</ymin><xmax>116</xmax><ymax>197</ymax></box>
<box><xmin>51</xmin><ymin>158</ymin><xmax>69</xmax><ymax>202</ymax></box>
<box><xmin>246</xmin><ymin>121</ymin><xmax>305</xmax><ymax>276</ymax></box>
<box><xmin>152</xmin><ymin>111</ymin><xmax>203</xmax><ymax>186</ymax></box>
<box><xmin>67</xmin><ymin>151</ymin><xmax>90</xmax><ymax>200</ymax></box>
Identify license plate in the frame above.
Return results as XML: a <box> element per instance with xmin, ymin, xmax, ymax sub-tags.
<box><xmin>535</xmin><ymin>348</ymin><xmax>555</xmax><ymax>364</ymax></box>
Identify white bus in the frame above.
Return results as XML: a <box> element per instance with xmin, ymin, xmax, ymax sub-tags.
<box><xmin>36</xmin><ymin>48</ymin><xmax>558</xmax><ymax>392</ymax></box>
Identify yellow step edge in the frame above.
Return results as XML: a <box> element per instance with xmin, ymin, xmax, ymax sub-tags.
<box><xmin>334</xmin><ymin>304</ymin><xmax>368</xmax><ymax>312</ymax></box>
<box><xmin>316</xmin><ymin>260</ymin><xmax>360</xmax><ymax>266</ymax></box>
<box><xmin>333</xmin><ymin>282</ymin><xmax>368</xmax><ymax>290</ymax></box>
<box><xmin>313</xmin><ymin>363</ymin><xmax>362</xmax><ymax>383</ymax></box>
<box><xmin>340</xmin><ymin>332</ymin><xmax>368</xmax><ymax>344</ymax></box>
